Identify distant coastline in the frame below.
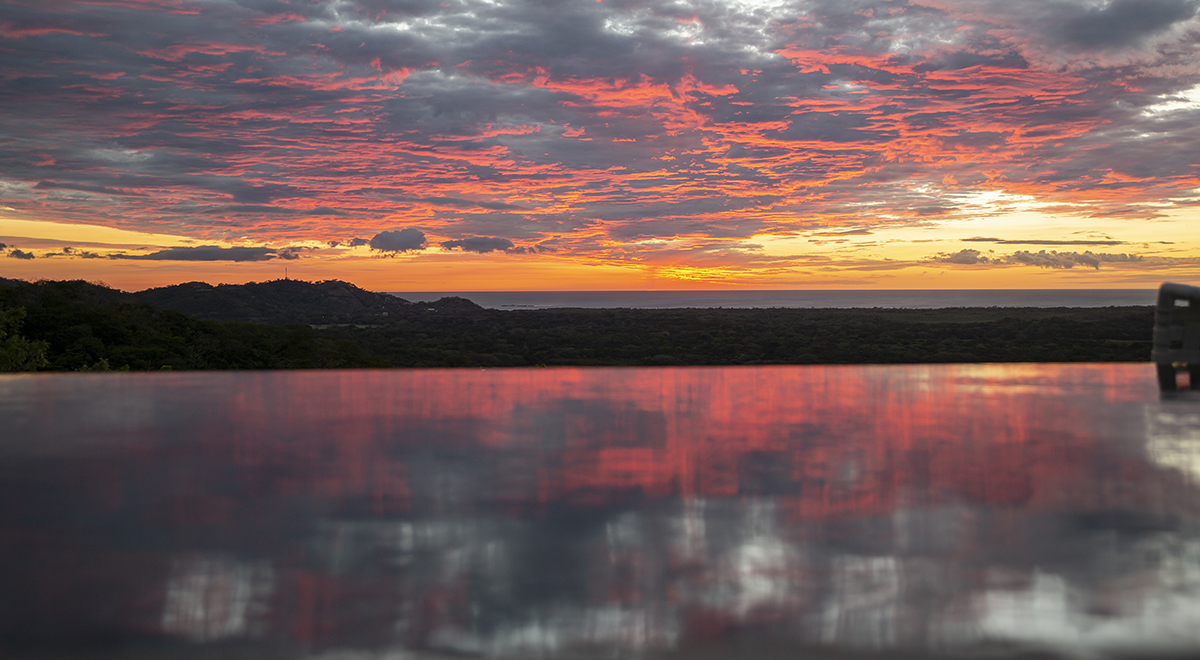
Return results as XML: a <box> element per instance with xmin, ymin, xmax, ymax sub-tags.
<box><xmin>393</xmin><ymin>289</ymin><xmax>1158</xmax><ymax>310</ymax></box>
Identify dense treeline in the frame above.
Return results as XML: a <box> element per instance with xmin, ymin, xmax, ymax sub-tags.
<box><xmin>0</xmin><ymin>277</ymin><xmax>1155</xmax><ymax>371</ymax></box>
<box><xmin>0</xmin><ymin>279</ymin><xmax>386</xmax><ymax>370</ymax></box>
<box><xmin>328</xmin><ymin>305</ymin><xmax>1154</xmax><ymax>367</ymax></box>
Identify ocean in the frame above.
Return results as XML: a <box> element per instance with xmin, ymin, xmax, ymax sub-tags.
<box><xmin>390</xmin><ymin>289</ymin><xmax>1158</xmax><ymax>310</ymax></box>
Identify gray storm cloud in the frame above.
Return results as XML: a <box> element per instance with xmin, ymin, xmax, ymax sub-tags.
<box><xmin>1058</xmin><ymin>0</ymin><xmax>1199</xmax><ymax>48</ymax></box>
<box><xmin>369</xmin><ymin>228</ymin><xmax>428</xmax><ymax>253</ymax></box>
<box><xmin>441</xmin><ymin>236</ymin><xmax>516</xmax><ymax>254</ymax></box>
<box><xmin>110</xmin><ymin>246</ymin><xmax>280</xmax><ymax>262</ymax></box>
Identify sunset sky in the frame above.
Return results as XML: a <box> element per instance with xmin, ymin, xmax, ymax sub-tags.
<box><xmin>2</xmin><ymin>0</ymin><xmax>1200</xmax><ymax>291</ymax></box>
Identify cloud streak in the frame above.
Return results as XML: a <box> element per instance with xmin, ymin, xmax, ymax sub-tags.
<box><xmin>442</xmin><ymin>236</ymin><xmax>516</xmax><ymax>254</ymax></box>
<box><xmin>962</xmin><ymin>237</ymin><xmax>1127</xmax><ymax>246</ymax></box>
<box><xmin>109</xmin><ymin>246</ymin><xmax>283</xmax><ymax>262</ymax></box>
<box><xmin>932</xmin><ymin>248</ymin><xmax>1147</xmax><ymax>269</ymax></box>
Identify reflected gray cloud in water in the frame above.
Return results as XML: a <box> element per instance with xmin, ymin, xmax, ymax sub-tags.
<box><xmin>1</xmin><ymin>365</ymin><xmax>1199</xmax><ymax>659</ymax></box>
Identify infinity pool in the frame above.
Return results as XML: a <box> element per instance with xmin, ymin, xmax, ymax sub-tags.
<box><xmin>2</xmin><ymin>364</ymin><xmax>1199</xmax><ymax>658</ymax></box>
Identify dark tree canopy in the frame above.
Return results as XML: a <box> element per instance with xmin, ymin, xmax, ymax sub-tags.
<box><xmin>0</xmin><ymin>278</ymin><xmax>1155</xmax><ymax>371</ymax></box>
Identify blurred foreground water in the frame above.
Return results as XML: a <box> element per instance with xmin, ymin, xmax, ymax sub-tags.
<box><xmin>3</xmin><ymin>364</ymin><xmax>1200</xmax><ymax>659</ymax></box>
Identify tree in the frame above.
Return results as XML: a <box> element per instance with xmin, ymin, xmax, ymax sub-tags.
<box><xmin>0</xmin><ymin>306</ymin><xmax>49</xmax><ymax>372</ymax></box>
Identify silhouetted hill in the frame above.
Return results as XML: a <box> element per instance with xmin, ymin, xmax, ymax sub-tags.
<box><xmin>0</xmin><ymin>278</ymin><xmax>389</xmax><ymax>370</ymax></box>
<box><xmin>131</xmin><ymin>278</ymin><xmax>480</xmax><ymax>324</ymax></box>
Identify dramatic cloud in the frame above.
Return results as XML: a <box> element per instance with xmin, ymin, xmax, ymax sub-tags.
<box><xmin>110</xmin><ymin>246</ymin><xmax>280</xmax><ymax>262</ymax></box>
<box><xmin>441</xmin><ymin>237</ymin><xmax>516</xmax><ymax>254</ymax></box>
<box><xmin>1058</xmin><ymin>0</ymin><xmax>1198</xmax><ymax>49</ymax></box>
<box><xmin>34</xmin><ymin>181</ymin><xmax>149</xmax><ymax>197</ymax></box>
<box><xmin>941</xmin><ymin>249</ymin><xmax>991</xmax><ymax>265</ymax></box>
<box><xmin>1</xmin><ymin>0</ymin><xmax>1198</xmax><ymax>284</ymax></box>
<box><xmin>43</xmin><ymin>246</ymin><xmax>103</xmax><ymax>259</ymax></box>
<box><xmin>369</xmin><ymin>228</ymin><xmax>427</xmax><ymax>253</ymax></box>
<box><xmin>276</xmin><ymin>246</ymin><xmax>315</xmax><ymax>260</ymax></box>
<box><xmin>8</xmin><ymin>249</ymin><xmax>35</xmax><ymax>260</ymax></box>
<box><xmin>1009</xmin><ymin>250</ymin><xmax>1146</xmax><ymax>269</ymax></box>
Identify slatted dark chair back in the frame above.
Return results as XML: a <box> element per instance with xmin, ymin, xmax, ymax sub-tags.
<box><xmin>1153</xmin><ymin>282</ymin><xmax>1200</xmax><ymax>390</ymax></box>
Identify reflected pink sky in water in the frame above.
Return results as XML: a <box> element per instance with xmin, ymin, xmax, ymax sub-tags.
<box><xmin>2</xmin><ymin>364</ymin><xmax>1199</xmax><ymax>658</ymax></box>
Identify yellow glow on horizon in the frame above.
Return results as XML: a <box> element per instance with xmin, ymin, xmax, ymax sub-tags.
<box><xmin>2</xmin><ymin>208</ymin><xmax>1198</xmax><ymax>292</ymax></box>
<box><xmin>753</xmin><ymin>206</ymin><xmax>1200</xmax><ymax>264</ymax></box>
<box><xmin>3</xmin><ymin>247</ymin><xmax>1193</xmax><ymax>291</ymax></box>
<box><xmin>1</xmin><ymin>250</ymin><xmax>668</xmax><ymax>292</ymax></box>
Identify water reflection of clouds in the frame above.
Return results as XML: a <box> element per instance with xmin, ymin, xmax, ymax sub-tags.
<box><xmin>1145</xmin><ymin>405</ymin><xmax>1200</xmax><ymax>483</ymax></box>
<box><xmin>286</xmin><ymin>497</ymin><xmax>1200</xmax><ymax>657</ymax></box>
<box><xmin>161</xmin><ymin>554</ymin><xmax>274</xmax><ymax>643</ymax></box>
<box><xmin>821</xmin><ymin>556</ymin><xmax>902</xmax><ymax>649</ymax></box>
<box><xmin>979</xmin><ymin>541</ymin><xmax>1200</xmax><ymax>658</ymax></box>
<box><xmin>5</xmin><ymin>364</ymin><xmax>1200</xmax><ymax>659</ymax></box>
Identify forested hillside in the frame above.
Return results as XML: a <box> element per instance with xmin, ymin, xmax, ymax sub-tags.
<box><xmin>130</xmin><ymin>278</ymin><xmax>427</xmax><ymax>324</ymax></box>
<box><xmin>0</xmin><ymin>279</ymin><xmax>387</xmax><ymax>370</ymax></box>
<box><xmin>0</xmin><ymin>277</ymin><xmax>1156</xmax><ymax>371</ymax></box>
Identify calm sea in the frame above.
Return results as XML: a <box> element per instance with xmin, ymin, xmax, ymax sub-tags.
<box><xmin>392</xmin><ymin>289</ymin><xmax>1157</xmax><ymax>309</ymax></box>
